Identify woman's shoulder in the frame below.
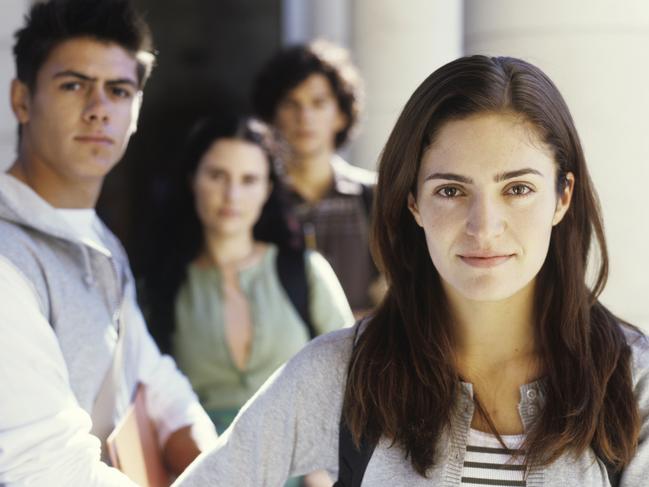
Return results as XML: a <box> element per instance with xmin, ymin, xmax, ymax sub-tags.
<box><xmin>287</xmin><ymin>324</ymin><xmax>358</xmax><ymax>374</ymax></box>
<box><xmin>621</xmin><ymin>323</ymin><xmax>649</xmax><ymax>389</ymax></box>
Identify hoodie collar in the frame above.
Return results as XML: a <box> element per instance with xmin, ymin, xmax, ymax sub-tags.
<box><xmin>0</xmin><ymin>172</ymin><xmax>116</xmax><ymax>288</ymax></box>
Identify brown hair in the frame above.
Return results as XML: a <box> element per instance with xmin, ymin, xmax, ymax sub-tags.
<box><xmin>343</xmin><ymin>55</ymin><xmax>640</xmax><ymax>475</ymax></box>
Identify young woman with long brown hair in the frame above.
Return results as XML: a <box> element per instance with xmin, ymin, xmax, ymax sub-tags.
<box><xmin>173</xmin><ymin>56</ymin><xmax>649</xmax><ymax>487</ymax></box>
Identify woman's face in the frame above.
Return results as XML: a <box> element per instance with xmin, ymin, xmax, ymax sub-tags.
<box><xmin>408</xmin><ymin>112</ymin><xmax>574</xmax><ymax>302</ymax></box>
<box><xmin>192</xmin><ymin>138</ymin><xmax>271</xmax><ymax>239</ymax></box>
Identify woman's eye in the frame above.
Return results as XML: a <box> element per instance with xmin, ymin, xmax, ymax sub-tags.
<box><xmin>207</xmin><ymin>170</ymin><xmax>225</xmax><ymax>180</ymax></box>
<box><xmin>507</xmin><ymin>184</ymin><xmax>533</xmax><ymax>196</ymax></box>
<box><xmin>242</xmin><ymin>175</ymin><xmax>260</xmax><ymax>185</ymax></box>
<box><xmin>436</xmin><ymin>186</ymin><xmax>463</xmax><ymax>198</ymax></box>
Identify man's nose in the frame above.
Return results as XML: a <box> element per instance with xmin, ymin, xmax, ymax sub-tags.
<box><xmin>82</xmin><ymin>87</ymin><xmax>110</xmax><ymax>124</ymax></box>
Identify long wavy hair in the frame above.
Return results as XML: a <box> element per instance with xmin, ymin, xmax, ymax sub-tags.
<box><xmin>343</xmin><ymin>55</ymin><xmax>640</xmax><ymax>475</ymax></box>
<box><xmin>144</xmin><ymin>114</ymin><xmax>302</xmax><ymax>352</ymax></box>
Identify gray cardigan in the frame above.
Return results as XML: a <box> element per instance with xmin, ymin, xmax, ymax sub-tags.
<box><xmin>174</xmin><ymin>324</ymin><xmax>649</xmax><ymax>486</ymax></box>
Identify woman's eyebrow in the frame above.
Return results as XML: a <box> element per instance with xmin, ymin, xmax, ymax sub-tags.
<box><xmin>423</xmin><ymin>168</ymin><xmax>543</xmax><ymax>184</ymax></box>
<box><xmin>494</xmin><ymin>168</ymin><xmax>543</xmax><ymax>182</ymax></box>
<box><xmin>423</xmin><ymin>172</ymin><xmax>472</xmax><ymax>184</ymax></box>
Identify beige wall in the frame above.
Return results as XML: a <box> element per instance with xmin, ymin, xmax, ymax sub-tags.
<box><xmin>350</xmin><ymin>0</ymin><xmax>463</xmax><ymax>170</ymax></box>
<box><xmin>0</xmin><ymin>0</ymin><xmax>29</xmax><ymax>171</ymax></box>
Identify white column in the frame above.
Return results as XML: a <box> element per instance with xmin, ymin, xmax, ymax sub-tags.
<box><xmin>465</xmin><ymin>0</ymin><xmax>649</xmax><ymax>329</ymax></box>
<box><xmin>0</xmin><ymin>1</ymin><xmax>29</xmax><ymax>171</ymax></box>
<box><xmin>350</xmin><ymin>0</ymin><xmax>463</xmax><ymax>170</ymax></box>
<box><xmin>281</xmin><ymin>0</ymin><xmax>350</xmax><ymax>47</ymax></box>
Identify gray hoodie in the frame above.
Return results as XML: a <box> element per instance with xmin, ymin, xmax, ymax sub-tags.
<box><xmin>0</xmin><ymin>173</ymin><xmax>215</xmax><ymax>485</ymax></box>
<box><xmin>0</xmin><ymin>173</ymin><xmax>134</xmax><ymax>414</ymax></box>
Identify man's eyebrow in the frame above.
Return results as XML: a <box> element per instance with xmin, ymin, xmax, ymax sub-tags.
<box><xmin>52</xmin><ymin>70</ymin><xmax>95</xmax><ymax>81</ymax></box>
<box><xmin>52</xmin><ymin>70</ymin><xmax>138</xmax><ymax>87</ymax></box>
<box><xmin>494</xmin><ymin>168</ymin><xmax>543</xmax><ymax>182</ymax></box>
<box><xmin>106</xmin><ymin>78</ymin><xmax>138</xmax><ymax>88</ymax></box>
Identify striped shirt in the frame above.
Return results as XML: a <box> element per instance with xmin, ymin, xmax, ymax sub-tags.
<box><xmin>461</xmin><ymin>428</ymin><xmax>526</xmax><ymax>486</ymax></box>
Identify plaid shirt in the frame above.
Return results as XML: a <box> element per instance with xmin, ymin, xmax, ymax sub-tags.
<box><xmin>287</xmin><ymin>156</ymin><xmax>378</xmax><ymax>312</ymax></box>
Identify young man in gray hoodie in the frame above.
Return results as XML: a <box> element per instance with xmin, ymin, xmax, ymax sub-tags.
<box><xmin>0</xmin><ymin>1</ymin><xmax>217</xmax><ymax>485</ymax></box>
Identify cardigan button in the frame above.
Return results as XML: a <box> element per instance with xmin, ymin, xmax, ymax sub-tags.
<box><xmin>526</xmin><ymin>389</ymin><xmax>538</xmax><ymax>400</ymax></box>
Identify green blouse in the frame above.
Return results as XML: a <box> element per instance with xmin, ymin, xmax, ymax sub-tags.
<box><xmin>173</xmin><ymin>245</ymin><xmax>353</xmax><ymax>420</ymax></box>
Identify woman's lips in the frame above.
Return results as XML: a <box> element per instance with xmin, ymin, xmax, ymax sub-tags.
<box><xmin>218</xmin><ymin>208</ymin><xmax>240</xmax><ymax>218</ymax></box>
<box><xmin>459</xmin><ymin>254</ymin><xmax>514</xmax><ymax>268</ymax></box>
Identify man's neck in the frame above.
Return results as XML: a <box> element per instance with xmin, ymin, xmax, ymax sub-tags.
<box><xmin>286</xmin><ymin>150</ymin><xmax>335</xmax><ymax>203</ymax></box>
<box><xmin>8</xmin><ymin>157</ymin><xmax>101</xmax><ymax>209</ymax></box>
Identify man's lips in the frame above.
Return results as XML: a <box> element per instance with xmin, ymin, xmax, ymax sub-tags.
<box><xmin>74</xmin><ymin>135</ymin><xmax>114</xmax><ymax>145</ymax></box>
<box><xmin>458</xmin><ymin>253</ymin><xmax>514</xmax><ymax>268</ymax></box>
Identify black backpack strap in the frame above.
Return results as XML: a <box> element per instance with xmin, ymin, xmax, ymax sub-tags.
<box><xmin>359</xmin><ymin>183</ymin><xmax>374</xmax><ymax>219</ymax></box>
<box><xmin>333</xmin><ymin>419</ymin><xmax>376</xmax><ymax>487</ymax></box>
<box><xmin>334</xmin><ymin>322</ymin><xmax>376</xmax><ymax>487</ymax></box>
<box><xmin>276</xmin><ymin>246</ymin><xmax>316</xmax><ymax>339</ymax></box>
<box><xmin>600</xmin><ymin>456</ymin><xmax>620</xmax><ymax>487</ymax></box>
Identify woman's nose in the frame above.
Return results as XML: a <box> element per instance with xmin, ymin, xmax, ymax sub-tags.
<box><xmin>465</xmin><ymin>196</ymin><xmax>506</xmax><ymax>240</ymax></box>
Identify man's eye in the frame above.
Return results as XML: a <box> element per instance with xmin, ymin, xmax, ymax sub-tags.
<box><xmin>111</xmin><ymin>86</ymin><xmax>133</xmax><ymax>98</ymax></box>
<box><xmin>60</xmin><ymin>82</ymin><xmax>82</xmax><ymax>91</ymax></box>
<box><xmin>436</xmin><ymin>186</ymin><xmax>463</xmax><ymax>198</ymax></box>
<box><xmin>279</xmin><ymin>99</ymin><xmax>298</xmax><ymax>110</ymax></box>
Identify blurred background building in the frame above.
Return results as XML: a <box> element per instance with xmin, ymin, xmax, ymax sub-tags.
<box><xmin>0</xmin><ymin>0</ymin><xmax>647</xmax><ymax>329</ymax></box>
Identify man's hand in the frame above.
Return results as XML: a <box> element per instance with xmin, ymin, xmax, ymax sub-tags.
<box><xmin>162</xmin><ymin>425</ymin><xmax>205</xmax><ymax>476</ymax></box>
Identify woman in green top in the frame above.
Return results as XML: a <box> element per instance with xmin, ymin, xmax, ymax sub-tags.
<box><xmin>145</xmin><ymin>115</ymin><xmax>352</xmax><ymax>437</ymax></box>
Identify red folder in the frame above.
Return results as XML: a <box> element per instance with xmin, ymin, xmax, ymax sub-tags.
<box><xmin>107</xmin><ymin>385</ymin><xmax>172</xmax><ymax>487</ymax></box>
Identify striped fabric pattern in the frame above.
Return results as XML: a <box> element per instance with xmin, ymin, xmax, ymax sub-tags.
<box><xmin>461</xmin><ymin>428</ymin><xmax>527</xmax><ymax>486</ymax></box>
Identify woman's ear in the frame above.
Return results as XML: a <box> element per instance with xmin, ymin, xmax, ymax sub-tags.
<box><xmin>407</xmin><ymin>193</ymin><xmax>423</xmax><ymax>227</ymax></box>
<box><xmin>552</xmin><ymin>172</ymin><xmax>575</xmax><ymax>226</ymax></box>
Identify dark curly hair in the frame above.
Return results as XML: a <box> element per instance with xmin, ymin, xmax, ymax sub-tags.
<box><xmin>13</xmin><ymin>0</ymin><xmax>155</xmax><ymax>91</ymax></box>
<box><xmin>252</xmin><ymin>39</ymin><xmax>363</xmax><ymax>148</ymax></box>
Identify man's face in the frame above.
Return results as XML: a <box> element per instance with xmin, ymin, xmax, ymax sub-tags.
<box><xmin>12</xmin><ymin>36</ymin><xmax>141</xmax><ymax>185</ymax></box>
<box><xmin>274</xmin><ymin>73</ymin><xmax>346</xmax><ymax>160</ymax></box>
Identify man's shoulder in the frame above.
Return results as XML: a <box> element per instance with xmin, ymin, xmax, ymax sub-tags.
<box><xmin>331</xmin><ymin>156</ymin><xmax>377</xmax><ymax>187</ymax></box>
<box><xmin>0</xmin><ymin>218</ymin><xmax>40</xmax><ymax>253</ymax></box>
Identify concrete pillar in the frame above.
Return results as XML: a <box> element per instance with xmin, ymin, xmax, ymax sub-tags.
<box><xmin>0</xmin><ymin>1</ymin><xmax>29</xmax><ymax>171</ymax></box>
<box><xmin>465</xmin><ymin>0</ymin><xmax>649</xmax><ymax>329</ymax></box>
<box><xmin>282</xmin><ymin>0</ymin><xmax>350</xmax><ymax>48</ymax></box>
<box><xmin>350</xmin><ymin>0</ymin><xmax>463</xmax><ymax>170</ymax></box>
